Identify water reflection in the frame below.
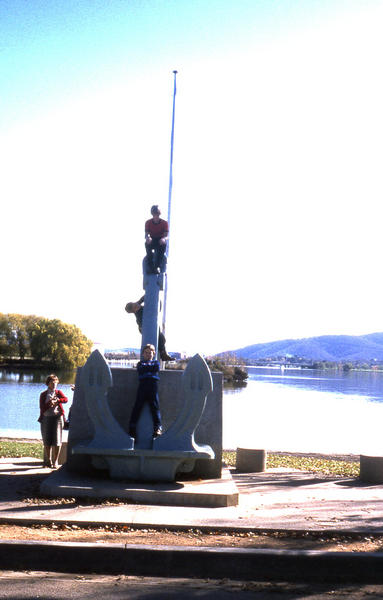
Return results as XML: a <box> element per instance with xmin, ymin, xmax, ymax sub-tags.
<box><xmin>224</xmin><ymin>385</ymin><xmax>246</xmax><ymax>395</ymax></box>
<box><xmin>247</xmin><ymin>367</ymin><xmax>383</xmax><ymax>402</ymax></box>
<box><xmin>223</xmin><ymin>376</ymin><xmax>383</xmax><ymax>455</ymax></box>
<box><xmin>0</xmin><ymin>368</ymin><xmax>76</xmax><ymax>385</ymax></box>
<box><xmin>0</xmin><ymin>367</ymin><xmax>75</xmax><ymax>440</ymax></box>
<box><xmin>2</xmin><ymin>366</ymin><xmax>383</xmax><ymax>454</ymax></box>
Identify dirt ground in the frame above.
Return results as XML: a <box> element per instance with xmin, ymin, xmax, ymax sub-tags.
<box><xmin>1</xmin><ymin>522</ymin><xmax>383</xmax><ymax>553</ymax></box>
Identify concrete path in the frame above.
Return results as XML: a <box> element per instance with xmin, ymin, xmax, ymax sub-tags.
<box><xmin>4</xmin><ymin>571</ymin><xmax>383</xmax><ymax>599</ymax></box>
<box><xmin>1</xmin><ymin>457</ymin><xmax>383</xmax><ymax>533</ymax></box>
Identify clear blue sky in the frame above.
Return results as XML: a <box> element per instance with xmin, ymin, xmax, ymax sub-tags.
<box><xmin>1</xmin><ymin>0</ymin><xmax>382</xmax><ymax>355</ymax></box>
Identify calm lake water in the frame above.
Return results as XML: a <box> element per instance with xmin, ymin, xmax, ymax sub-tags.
<box><xmin>1</xmin><ymin>366</ymin><xmax>383</xmax><ymax>454</ymax></box>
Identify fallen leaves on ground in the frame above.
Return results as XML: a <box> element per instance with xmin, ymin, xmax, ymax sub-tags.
<box><xmin>223</xmin><ymin>451</ymin><xmax>360</xmax><ymax>477</ymax></box>
<box><xmin>0</xmin><ymin>523</ymin><xmax>381</xmax><ymax>552</ymax></box>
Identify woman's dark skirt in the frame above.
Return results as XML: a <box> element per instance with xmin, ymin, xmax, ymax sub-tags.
<box><xmin>40</xmin><ymin>415</ymin><xmax>63</xmax><ymax>446</ymax></box>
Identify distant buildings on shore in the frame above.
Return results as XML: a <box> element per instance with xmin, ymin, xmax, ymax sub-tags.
<box><xmin>104</xmin><ymin>348</ymin><xmax>188</xmax><ymax>361</ymax></box>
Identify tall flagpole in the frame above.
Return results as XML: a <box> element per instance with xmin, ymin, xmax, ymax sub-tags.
<box><xmin>162</xmin><ymin>70</ymin><xmax>177</xmax><ymax>336</ymax></box>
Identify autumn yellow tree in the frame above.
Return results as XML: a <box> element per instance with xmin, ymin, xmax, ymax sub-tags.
<box><xmin>0</xmin><ymin>313</ymin><xmax>92</xmax><ymax>368</ymax></box>
<box><xmin>0</xmin><ymin>313</ymin><xmax>37</xmax><ymax>360</ymax></box>
<box><xmin>29</xmin><ymin>317</ymin><xmax>92</xmax><ymax>368</ymax></box>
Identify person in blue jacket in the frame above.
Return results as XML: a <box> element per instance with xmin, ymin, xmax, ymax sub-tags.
<box><xmin>129</xmin><ymin>344</ymin><xmax>162</xmax><ymax>440</ymax></box>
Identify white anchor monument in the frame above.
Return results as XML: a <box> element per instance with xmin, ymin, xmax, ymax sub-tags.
<box><xmin>40</xmin><ymin>74</ymin><xmax>232</xmax><ymax>505</ymax></box>
<box><xmin>65</xmin><ymin>251</ymin><xmax>220</xmax><ymax>483</ymax></box>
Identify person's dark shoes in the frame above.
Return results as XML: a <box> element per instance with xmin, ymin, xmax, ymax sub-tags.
<box><xmin>160</xmin><ymin>352</ymin><xmax>172</xmax><ymax>361</ymax></box>
<box><xmin>153</xmin><ymin>427</ymin><xmax>163</xmax><ymax>438</ymax></box>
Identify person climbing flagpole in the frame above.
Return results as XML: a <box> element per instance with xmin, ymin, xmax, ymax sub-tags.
<box><xmin>162</xmin><ymin>70</ymin><xmax>177</xmax><ymax>336</ymax></box>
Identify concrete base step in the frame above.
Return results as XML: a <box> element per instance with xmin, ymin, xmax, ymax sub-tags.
<box><xmin>40</xmin><ymin>465</ymin><xmax>238</xmax><ymax>508</ymax></box>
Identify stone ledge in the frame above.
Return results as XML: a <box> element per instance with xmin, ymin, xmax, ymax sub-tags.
<box><xmin>360</xmin><ymin>455</ymin><xmax>383</xmax><ymax>483</ymax></box>
<box><xmin>236</xmin><ymin>448</ymin><xmax>267</xmax><ymax>472</ymax></box>
<box><xmin>2</xmin><ymin>540</ymin><xmax>383</xmax><ymax>582</ymax></box>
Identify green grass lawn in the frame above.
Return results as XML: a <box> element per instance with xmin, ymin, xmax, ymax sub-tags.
<box><xmin>223</xmin><ymin>450</ymin><xmax>360</xmax><ymax>477</ymax></box>
<box><xmin>0</xmin><ymin>440</ymin><xmax>43</xmax><ymax>460</ymax></box>
<box><xmin>0</xmin><ymin>441</ymin><xmax>360</xmax><ymax>477</ymax></box>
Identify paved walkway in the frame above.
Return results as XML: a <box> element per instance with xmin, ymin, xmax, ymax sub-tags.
<box><xmin>3</xmin><ymin>457</ymin><xmax>383</xmax><ymax>583</ymax></box>
<box><xmin>1</xmin><ymin>456</ymin><xmax>383</xmax><ymax>533</ymax></box>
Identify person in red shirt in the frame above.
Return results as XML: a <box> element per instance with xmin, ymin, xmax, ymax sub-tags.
<box><xmin>145</xmin><ymin>205</ymin><xmax>168</xmax><ymax>274</ymax></box>
<box><xmin>38</xmin><ymin>374</ymin><xmax>68</xmax><ymax>468</ymax></box>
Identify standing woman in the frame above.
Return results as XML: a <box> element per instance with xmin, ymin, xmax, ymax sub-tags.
<box><xmin>38</xmin><ymin>374</ymin><xmax>68</xmax><ymax>468</ymax></box>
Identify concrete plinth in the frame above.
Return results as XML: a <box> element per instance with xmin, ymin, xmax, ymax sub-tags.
<box><xmin>360</xmin><ymin>455</ymin><xmax>383</xmax><ymax>483</ymax></box>
<box><xmin>236</xmin><ymin>448</ymin><xmax>267</xmax><ymax>473</ymax></box>
<box><xmin>40</xmin><ymin>465</ymin><xmax>238</xmax><ymax>508</ymax></box>
<box><xmin>73</xmin><ymin>446</ymin><xmax>214</xmax><ymax>482</ymax></box>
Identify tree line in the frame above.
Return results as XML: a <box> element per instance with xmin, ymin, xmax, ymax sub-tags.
<box><xmin>0</xmin><ymin>313</ymin><xmax>93</xmax><ymax>369</ymax></box>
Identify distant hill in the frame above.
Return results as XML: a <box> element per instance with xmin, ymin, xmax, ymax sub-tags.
<box><xmin>222</xmin><ymin>333</ymin><xmax>383</xmax><ymax>362</ymax></box>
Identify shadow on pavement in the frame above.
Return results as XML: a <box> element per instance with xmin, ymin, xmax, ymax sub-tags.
<box><xmin>0</xmin><ymin>470</ymin><xmax>49</xmax><ymax>502</ymax></box>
